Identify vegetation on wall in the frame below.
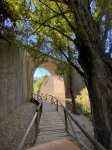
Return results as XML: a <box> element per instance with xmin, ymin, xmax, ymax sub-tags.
<box><xmin>33</xmin><ymin>75</ymin><xmax>49</xmax><ymax>93</ymax></box>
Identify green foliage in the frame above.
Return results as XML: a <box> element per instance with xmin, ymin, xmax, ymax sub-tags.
<box><xmin>1</xmin><ymin>0</ymin><xmax>111</xmax><ymax>59</ymax></box>
<box><xmin>92</xmin><ymin>0</ymin><xmax>112</xmax><ymax>22</ymax></box>
<box><xmin>65</xmin><ymin>88</ymin><xmax>91</xmax><ymax>120</ymax></box>
<box><xmin>33</xmin><ymin>75</ymin><xmax>49</xmax><ymax>92</ymax></box>
<box><xmin>1</xmin><ymin>0</ymin><xmax>111</xmax><ymax>51</ymax></box>
<box><xmin>75</xmin><ymin>88</ymin><xmax>91</xmax><ymax>119</ymax></box>
<box><xmin>65</xmin><ymin>99</ymin><xmax>73</xmax><ymax>111</ymax></box>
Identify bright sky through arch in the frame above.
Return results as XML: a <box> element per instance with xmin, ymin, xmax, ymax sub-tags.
<box><xmin>34</xmin><ymin>68</ymin><xmax>51</xmax><ymax>77</ymax></box>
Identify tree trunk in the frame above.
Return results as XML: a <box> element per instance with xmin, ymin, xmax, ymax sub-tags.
<box><xmin>77</xmin><ymin>40</ymin><xmax>112</xmax><ymax>149</ymax></box>
<box><xmin>69</xmin><ymin>73</ymin><xmax>77</xmax><ymax>114</ymax></box>
<box><xmin>67</xmin><ymin>42</ymin><xmax>77</xmax><ymax>114</ymax></box>
<box><xmin>51</xmin><ymin>0</ymin><xmax>112</xmax><ymax>148</ymax></box>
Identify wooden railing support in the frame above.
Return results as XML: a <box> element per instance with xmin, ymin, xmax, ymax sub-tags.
<box><xmin>64</xmin><ymin>109</ymin><xmax>68</xmax><ymax>130</ymax></box>
<box><xmin>17</xmin><ymin>94</ymin><xmax>43</xmax><ymax>150</ymax></box>
<box><xmin>41</xmin><ymin>101</ymin><xmax>43</xmax><ymax>114</ymax></box>
<box><xmin>51</xmin><ymin>96</ymin><xmax>54</xmax><ymax>104</ymax></box>
<box><xmin>35</xmin><ymin>112</ymin><xmax>38</xmax><ymax>138</ymax></box>
<box><xmin>17</xmin><ymin>112</ymin><xmax>38</xmax><ymax>150</ymax></box>
<box><xmin>56</xmin><ymin>99</ymin><xmax>58</xmax><ymax>111</ymax></box>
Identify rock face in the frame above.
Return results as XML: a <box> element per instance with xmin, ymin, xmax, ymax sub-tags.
<box><xmin>0</xmin><ymin>39</ymin><xmax>28</xmax><ymax>123</ymax></box>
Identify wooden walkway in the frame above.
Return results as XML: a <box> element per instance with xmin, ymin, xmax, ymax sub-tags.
<box><xmin>35</xmin><ymin>100</ymin><xmax>71</xmax><ymax>145</ymax></box>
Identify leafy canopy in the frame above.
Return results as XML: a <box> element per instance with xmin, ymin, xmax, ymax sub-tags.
<box><xmin>1</xmin><ymin>0</ymin><xmax>112</xmax><ymax>76</ymax></box>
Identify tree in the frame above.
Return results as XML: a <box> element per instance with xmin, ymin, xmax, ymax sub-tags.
<box><xmin>27</xmin><ymin>1</ymin><xmax>111</xmax><ymax>149</ymax></box>
<box><xmin>50</xmin><ymin>1</ymin><xmax>112</xmax><ymax>149</ymax></box>
<box><xmin>56</xmin><ymin>60</ymin><xmax>78</xmax><ymax>114</ymax></box>
<box><xmin>3</xmin><ymin>0</ymin><xmax>112</xmax><ymax>149</ymax></box>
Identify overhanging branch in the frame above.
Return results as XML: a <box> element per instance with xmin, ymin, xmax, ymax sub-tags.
<box><xmin>56</xmin><ymin>3</ymin><xmax>76</xmax><ymax>33</ymax></box>
<box><xmin>40</xmin><ymin>24</ymin><xmax>74</xmax><ymax>43</ymax></box>
<box><xmin>50</xmin><ymin>0</ymin><xmax>66</xmax><ymax>4</ymax></box>
<box><xmin>100</xmin><ymin>14</ymin><xmax>110</xmax><ymax>52</ymax></box>
<box><xmin>39</xmin><ymin>0</ymin><xmax>59</xmax><ymax>14</ymax></box>
<box><xmin>27</xmin><ymin>9</ymin><xmax>70</xmax><ymax>38</ymax></box>
<box><xmin>58</xmin><ymin>47</ymin><xmax>85</xmax><ymax>78</ymax></box>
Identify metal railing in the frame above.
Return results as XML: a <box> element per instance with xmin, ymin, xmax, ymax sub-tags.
<box><xmin>41</xmin><ymin>93</ymin><xmax>106</xmax><ymax>150</ymax></box>
<box><xmin>17</xmin><ymin>94</ymin><xmax>43</xmax><ymax>150</ymax></box>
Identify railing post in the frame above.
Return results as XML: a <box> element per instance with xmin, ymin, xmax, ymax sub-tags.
<box><xmin>35</xmin><ymin>112</ymin><xmax>38</xmax><ymax>137</ymax></box>
<box><xmin>41</xmin><ymin>101</ymin><xmax>43</xmax><ymax>114</ymax></box>
<box><xmin>51</xmin><ymin>96</ymin><xmax>53</xmax><ymax>104</ymax></box>
<box><xmin>56</xmin><ymin>99</ymin><xmax>58</xmax><ymax>111</ymax></box>
<box><xmin>35</xmin><ymin>108</ymin><xmax>41</xmax><ymax>138</ymax></box>
<box><xmin>64</xmin><ymin>109</ymin><xmax>68</xmax><ymax>130</ymax></box>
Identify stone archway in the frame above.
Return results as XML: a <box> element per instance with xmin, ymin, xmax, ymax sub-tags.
<box><xmin>39</xmin><ymin>62</ymin><xmax>65</xmax><ymax>98</ymax></box>
<box><xmin>27</xmin><ymin>57</ymin><xmax>65</xmax><ymax>100</ymax></box>
<box><xmin>27</xmin><ymin>54</ymin><xmax>85</xmax><ymax>102</ymax></box>
<box><xmin>39</xmin><ymin>62</ymin><xmax>56</xmax><ymax>75</ymax></box>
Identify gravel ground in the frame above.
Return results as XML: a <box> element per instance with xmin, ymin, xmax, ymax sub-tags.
<box><xmin>0</xmin><ymin>102</ymin><xmax>37</xmax><ymax>150</ymax></box>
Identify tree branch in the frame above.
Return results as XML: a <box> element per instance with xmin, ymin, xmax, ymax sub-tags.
<box><xmin>42</xmin><ymin>24</ymin><xmax>74</xmax><ymax>42</ymax></box>
<box><xmin>56</xmin><ymin>3</ymin><xmax>76</xmax><ymax>33</ymax></box>
<box><xmin>58</xmin><ymin>47</ymin><xmax>85</xmax><ymax>78</ymax></box>
<box><xmin>50</xmin><ymin>0</ymin><xmax>66</xmax><ymax>4</ymax></box>
<box><xmin>101</xmin><ymin>14</ymin><xmax>110</xmax><ymax>52</ymax></box>
<box><xmin>29</xmin><ymin>21</ymin><xmax>74</xmax><ymax>43</ymax></box>
<box><xmin>27</xmin><ymin>10</ymin><xmax>70</xmax><ymax>38</ymax></box>
<box><xmin>39</xmin><ymin>0</ymin><xmax>59</xmax><ymax>14</ymax></box>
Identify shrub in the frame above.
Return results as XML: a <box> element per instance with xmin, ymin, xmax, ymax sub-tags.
<box><xmin>75</xmin><ymin>88</ymin><xmax>91</xmax><ymax>119</ymax></box>
<box><xmin>33</xmin><ymin>75</ymin><xmax>48</xmax><ymax>92</ymax></box>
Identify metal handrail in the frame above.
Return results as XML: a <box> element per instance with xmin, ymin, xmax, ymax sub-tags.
<box><xmin>17</xmin><ymin>95</ymin><xmax>43</xmax><ymax>150</ymax></box>
<box><xmin>41</xmin><ymin>93</ymin><xmax>106</xmax><ymax>150</ymax></box>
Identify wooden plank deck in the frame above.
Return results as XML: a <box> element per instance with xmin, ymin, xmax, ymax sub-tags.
<box><xmin>35</xmin><ymin>100</ymin><xmax>72</xmax><ymax>145</ymax></box>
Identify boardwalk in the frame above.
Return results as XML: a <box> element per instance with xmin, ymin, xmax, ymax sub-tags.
<box><xmin>36</xmin><ymin>100</ymin><xmax>71</xmax><ymax>145</ymax></box>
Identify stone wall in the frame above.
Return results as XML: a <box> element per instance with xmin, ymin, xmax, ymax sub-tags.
<box><xmin>39</xmin><ymin>75</ymin><xmax>65</xmax><ymax>98</ymax></box>
<box><xmin>40</xmin><ymin>71</ymin><xmax>84</xmax><ymax>99</ymax></box>
<box><xmin>0</xmin><ymin>39</ymin><xmax>28</xmax><ymax>123</ymax></box>
<box><xmin>64</xmin><ymin>70</ymin><xmax>85</xmax><ymax>98</ymax></box>
<box><xmin>27</xmin><ymin>54</ymin><xmax>38</xmax><ymax>101</ymax></box>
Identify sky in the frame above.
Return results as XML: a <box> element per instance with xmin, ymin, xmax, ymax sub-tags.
<box><xmin>34</xmin><ymin>68</ymin><xmax>51</xmax><ymax>77</ymax></box>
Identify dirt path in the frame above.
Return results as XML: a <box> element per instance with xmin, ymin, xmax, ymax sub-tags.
<box><xmin>0</xmin><ymin>102</ymin><xmax>37</xmax><ymax>150</ymax></box>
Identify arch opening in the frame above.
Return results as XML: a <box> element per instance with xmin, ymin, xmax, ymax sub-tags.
<box><xmin>34</xmin><ymin>68</ymin><xmax>51</xmax><ymax>82</ymax></box>
<box><xmin>33</xmin><ymin>68</ymin><xmax>51</xmax><ymax>93</ymax></box>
